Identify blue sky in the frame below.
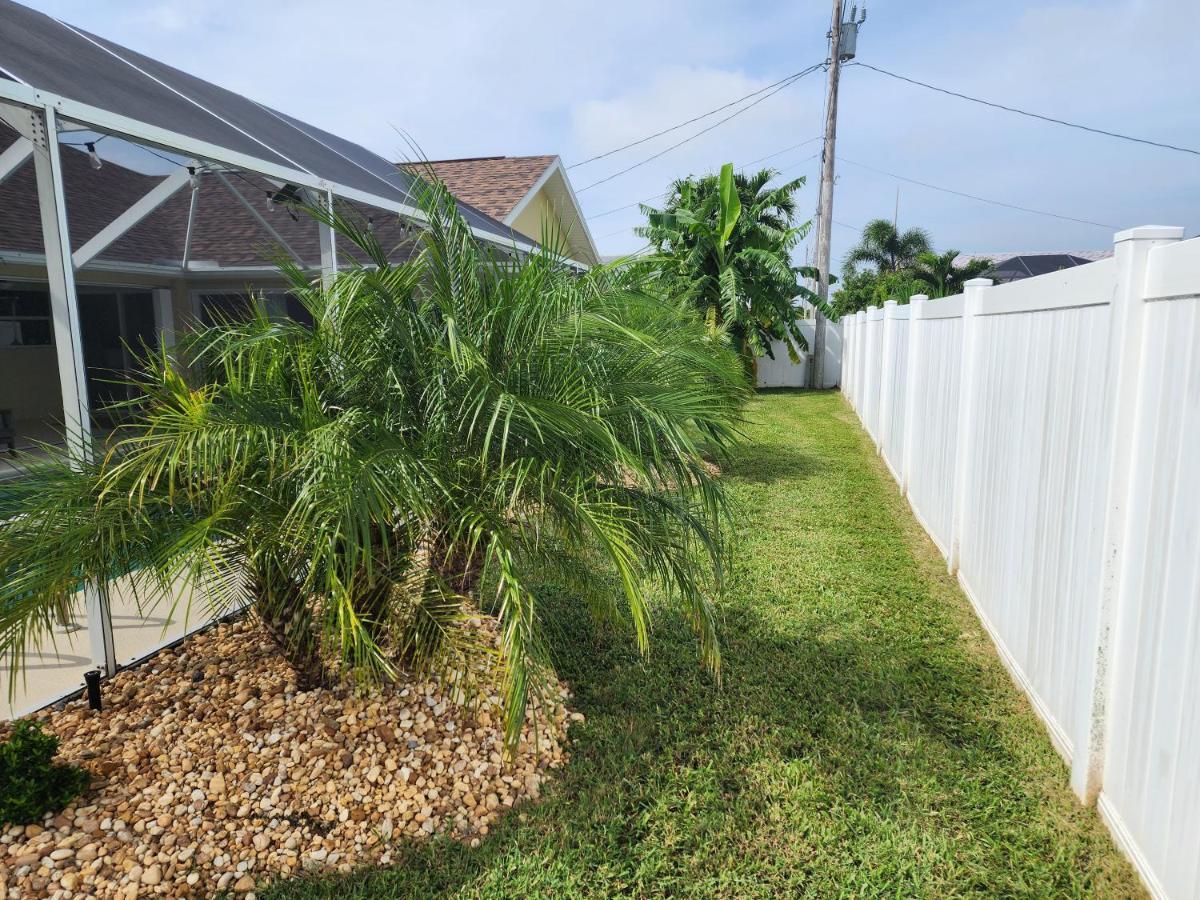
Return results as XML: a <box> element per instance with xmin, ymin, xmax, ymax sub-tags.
<box><xmin>21</xmin><ymin>0</ymin><xmax>1200</xmax><ymax>267</ymax></box>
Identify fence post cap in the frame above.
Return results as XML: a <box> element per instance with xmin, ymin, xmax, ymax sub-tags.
<box><xmin>909</xmin><ymin>294</ymin><xmax>929</xmax><ymax>301</ymax></box>
<box><xmin>963</xmin><ymin>278</ymin><xmax>993</xmax><ymax>288</ymax></box>
<box><xmin>1113</xmin><ymin>225</ymin><xmax>1184</xmax><ymax>243</ymax></box>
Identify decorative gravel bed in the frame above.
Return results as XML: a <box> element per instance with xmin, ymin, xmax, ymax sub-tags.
<box><xmin>0</xmin><ymin>618</ymin><xmax>574</xmax><ymax>898</ymax></box>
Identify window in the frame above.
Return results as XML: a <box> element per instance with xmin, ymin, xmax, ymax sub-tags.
<box><xmin>0</xmin><ymin>288</ymin><xmax>53</xmax><ymax>347</ymax></box>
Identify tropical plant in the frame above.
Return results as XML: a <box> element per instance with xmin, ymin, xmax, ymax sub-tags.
<box><xmin>636</xmin><ymin>163</ymin><xmax>821</xmax><ymax>377</ymax></box>
<box><xmin>0</xmin><ymin>181</ymin><xmax>748</xmax><ymax>745</ymax></box>
<box><xmin>832</xmin><ymin>221</ymin><xmax>994</xmax><ymax>315</ymax></box>
<box><xmin>842</xmin><ymin>218</ymin><xmax>932</xmax><ymax>275</ymax></box>
<box><xmin>830</xmin><ymin>268</ymin><xmax>933</xmax><ymax>317</ymax></box>
<box><xmin>910</xmin><ymin>249</ymin><xmax>991</xmax><ymax>298</ymax></box>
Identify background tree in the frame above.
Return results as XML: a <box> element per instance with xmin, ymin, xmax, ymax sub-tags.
<box><xmin>637</xmin><ymin>164</ymin><xmax>822</xmax><ymax>378</ymax></box>
<box><xmin>910</xmin><ymin>249</ymin><xmax>992</xmax><ymax>298</ymax></box>
<box><xmin>843</xmin><ymin>219</ymin><xmax>932</xmax><ymax>274</ymax></box>
<box><xmin>831</xmin><ymin>221</ymin><xmax>992</xmax><ymax>317</ymax></box>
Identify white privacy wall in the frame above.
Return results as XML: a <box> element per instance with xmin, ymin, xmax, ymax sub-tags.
<box><xmin>878</xmin><ymin>302</ymin><xmax>909</xmax><ymax>479</ymax></box>
<box><xmin>755</xmin><ymin>319</ymin><xmax>843</xmax><ymax>388</ymax></box>
<box><xmin>903</xmin><ymin>301</ymin><xmax>963</xmax><ymax>554</ymax></box>
<box><xmin>839</xmin><ymin>227</ymin><xmax>1200</xmax><ymax>900</ymax></box>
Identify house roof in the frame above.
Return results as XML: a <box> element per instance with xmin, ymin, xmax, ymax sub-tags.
<box><xmin>0</xmin><ymin>128</ymin><xmax>418</xmax><ymax>273</ymax></box>
<box><xmin>954</xmin><ymin>250</ymin><xmax>1113</xmax><ymax>267</ymax></box>
<box><xmin>403</xmin><ymin>157</ymin><xmax>557</xmax><ymax>220</ymax></box>
<box><xmin>954</xmin><ymin>250</ymin><xmax>1113</xmax><ymax>284</ymax></box>
<box><xmin>402</xmin><ymin>156</ymin><xmax>600</xmax><ymax>266</ymax></box>
<box><xmin>0</xmin><ymin>0</ymin><xmax>529</xmax><ymax>253</ymax></box>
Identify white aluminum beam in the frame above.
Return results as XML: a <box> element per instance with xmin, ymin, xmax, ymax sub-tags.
<box><xmin>0</xmin><ymin>81</ymin><xmax>559</xmax><ymax>263</ymax></box>
<box><xmin>0</xmin><ymin>136</ymin><xmax>32</xmax><ymax>187</ymax></box>
<box><xmin>212</xmin><ymin>169</ymin><xmax>303</xmax><ymax>265</ymax></box>
<box><xmin>23</xmin><ymin>102</ymin><xmax>118</xmax><ymax>677</ymax></box>
<box><xmin>181</xmin><ymin>177</ymin><xmax>199</xmax><ymax>269</ymax></box>
<box><xmin>72</xmin><ymin>165</ymin><xmax>193</xmax><ymax>268</ymax></box>
<box><xmin>318</xmin><ymin>189</ymin><xmax>338</xmax><ymax>288</ymax></box>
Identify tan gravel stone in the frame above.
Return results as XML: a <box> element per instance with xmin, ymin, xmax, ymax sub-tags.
<box><xmin>2</xmin><ymin>617</ymin><xmax>570</xmax><ymax>897</ymax></box>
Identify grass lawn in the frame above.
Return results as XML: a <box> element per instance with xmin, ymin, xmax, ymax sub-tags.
<box><xmin>265</xmin><ymin>391</ymin><xmax>1142</xmax><ymax>898</ymax></box>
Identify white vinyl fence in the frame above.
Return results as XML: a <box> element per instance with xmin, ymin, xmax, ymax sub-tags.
<box><xmin>841</xmin><ymin>226</ymin><xmax>1199</xmax><ymax>900</ymax></box>
<box><xmin>756</xmin><ymin>318</ymin><xmax>842</xmax><ymax>388</ymax></box>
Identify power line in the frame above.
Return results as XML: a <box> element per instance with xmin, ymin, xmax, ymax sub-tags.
<box><xmin>591</xmin><ymin>152</ymin><xmax>824</xmax><ymax>242</ymax></box>
<box><xmin>586</xmin><ymin>137</ymin><xmax>823</xmax><ymax>221</ymax></box>
<box><xmin>837</xmin><ymin>155</ymin><xmax>1116</xmax><ymax>229</ymax></box>
<box><xmin>568</xmin><ymin>70</ymin><xmax>820</xmax><ymax>170</ymax></box>
<box><xmin>852</xmin><ymin>61</ymin><xmax>1200</xmax><ymax>159</ymax></box>
<box><xmin>577</xmin><ymin>64</ymin><xmax>823</xmax><ymax>193</ymax></box>
<box><xmin>594</xmin><ymin>152</ymin><xmax>825</xmax><ymax>245</ymax></box>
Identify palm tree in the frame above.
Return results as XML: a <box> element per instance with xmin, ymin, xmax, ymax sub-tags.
<box><xmin>843</xmin><ymin>219</ymin><xmax>932</xmax><ymax>274</ymax></box>
<box><xmin>909</xmin><ymin>249</ymin><xmax>992</xmax><ymax>298</ymax></box>
<box><xmin>0</xmin><ymin>181</ymin><xmax>748</xmax><ymax>745</ymax></box>
<box><xmin>636</xmin><ymin>164</ymin><xmax>821</xmax><ymax>377</ymax></box>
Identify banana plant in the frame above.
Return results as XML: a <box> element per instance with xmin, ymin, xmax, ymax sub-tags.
<box><xmin>637</xmin><ymin>163</ymin><xmax>827</xmax><ymax>378</ymax></box>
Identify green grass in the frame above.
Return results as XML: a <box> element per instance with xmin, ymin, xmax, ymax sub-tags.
<box><xmin>265</xmin><ymin>391</ymin><xmax>1142</xmax><ymax>898</ymax></box>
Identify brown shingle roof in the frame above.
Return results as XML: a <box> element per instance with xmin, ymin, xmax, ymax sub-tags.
<box><xmin>402</xmin><ymin>156</ymin><xmax>556</xmax><ymax>220</ymax></box>
<box><xmin>0</xmin><ymin>128</ymin><xmax>418</xmax><ymax>270</ymax></box>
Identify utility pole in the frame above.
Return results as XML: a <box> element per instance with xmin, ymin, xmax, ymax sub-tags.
<box><xmin>811</xmin><ymin>1</ymin><xmax>865</xmax><ymax>389</ymax></box>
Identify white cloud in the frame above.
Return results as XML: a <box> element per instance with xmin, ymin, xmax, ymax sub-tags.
<box><xmin>18</xmin><ymin>0</ymin><xmax>1200</xmax><ymax>262</ymax></box>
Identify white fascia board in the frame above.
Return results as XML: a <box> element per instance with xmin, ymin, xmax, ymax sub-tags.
<box><xmin>1</xmin><ymin>248</ymin><xmax>182</xmax><ymax>277</ymax></box>
<box><xmin>0</xmin><ymin>81</ymin><xmax>548</xmax><ymax>261</ymax></box>
<box><xmin>502</xmin><ymin>157</ymin><xmax>599</xmax><ymax>267</ymax></box>
<box><xmin>502</xmin><ymin>158</ymin><xmax>559</xmax><ymax>227</ymax></box>
<box><xmin>72</xmin><ymin>165</ymin><xmax>193</xmax><ymax>268</ymax></box>
<box><xmin>0</xmin><ymin>137</ymin><xmax>33</xmax><ymax>187</ymax></box>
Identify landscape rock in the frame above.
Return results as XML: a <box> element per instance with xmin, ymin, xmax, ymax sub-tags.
<box><xmin>0</xmin><ymin>617</ymin><xmax>572</xmax><ymax>897</ymax></box>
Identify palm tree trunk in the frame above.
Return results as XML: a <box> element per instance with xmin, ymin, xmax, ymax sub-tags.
<box><xmin>247</xmin><ymin>562</ymin><xmax>328</xmax><ymax>691</ymax></box>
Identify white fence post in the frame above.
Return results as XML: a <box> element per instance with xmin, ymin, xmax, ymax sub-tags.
<box><xmin>948</xmin><ymin>279</ymin><xmax>991</xmax><ymax>575</ymax></box>
<box><xmin>877</xmin><ymin>300</ymin><xmax>899</xmax><ymax>454</ymax></box>
<box><xmin>854</xmin><ymin>309</ymin><xmax>864</xmax><ymax>408</ymax></box>
<box><xmin>1070</xmin><ymin>225</ymin><xmax>1184</xmax><ymax>804</ymax></box>
<box><xmin>901</xmin><ymin>294</ymin><xmax>928</xmax><ymax>494</ymax></box>
<box><xmin>843</xmin><ymin>314</ymin><xmax>855</xmax><ymax>400</ymax></box>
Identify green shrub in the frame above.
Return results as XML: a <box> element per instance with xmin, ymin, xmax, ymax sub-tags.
<box><xmin>0</xmin><ymin>720</ymin><xmax>89</xmax><ymax>826</ymax></box>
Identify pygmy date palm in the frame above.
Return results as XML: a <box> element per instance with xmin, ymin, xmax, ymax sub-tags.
<box><xmin>0</xmin><ymin>180</ymin><xmax>748</xmax><ymax>744</ymax></box>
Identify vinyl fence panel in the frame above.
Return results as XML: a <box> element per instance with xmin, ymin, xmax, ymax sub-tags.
<box><xmin>878</xmin><ymin>301</ymin><xmax>910</xmax><ymax>478</ymax></box>
<box><xmin>904</xmin><ymin>295</ymin><xmax>964</xmax><ymax>554</ymax></box>
<box><xmin>1099</xmin><ymin>238</ymin><xmax>1200</xmax><ymax>900</ymax></box>
<box><xmin>838</xmin><ymin>227</ymin><xmax>1199</xmax><ymax>900</ymax></box>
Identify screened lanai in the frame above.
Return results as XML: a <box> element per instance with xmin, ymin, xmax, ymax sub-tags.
<box><xmin>0</xmin><ymin>0</ymin><xmax>545</xmax><ymax>713</ymax></box>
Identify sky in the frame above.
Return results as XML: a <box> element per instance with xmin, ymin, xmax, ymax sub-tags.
<box><xmin>18</xmin><ymin>0</ymin><xmax>1200</xmax><ymax>268</ymax></box>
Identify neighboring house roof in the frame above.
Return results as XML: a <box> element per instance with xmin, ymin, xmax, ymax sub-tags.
<box><xmin>954</xmin><ymin>249</ymin><xmax>1113</xmax><ymax>266</ymax></box>
<box><xmin>402</xmin><ymin>156</ymin><xmax>600</xmax><ymax>266</ymax></box>
<box><xmin>953</xmin><ymin>250</ymin><xmax>1113</xmax><ymax>284</ymax></box>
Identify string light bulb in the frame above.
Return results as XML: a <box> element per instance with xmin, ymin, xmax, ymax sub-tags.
<box><xmin>85</xmin><ymin>142</ymin><xmax>102</xmax><ymax>170</ymax></box>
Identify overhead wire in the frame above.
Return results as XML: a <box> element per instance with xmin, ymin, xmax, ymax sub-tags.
<box><xmin>591</xmin><ymin>150</ymin><xmax>824</xmax><ymax>241</ymax></box>
<box><xmin>851</xmin><ymin>61</ymin><xmax>1200</xmax><ymax>158</ymax></box>
<box><xmin>568</xmin><ymin>69</ymin><xmax>821</xmax><ymax>170</ymax></box>
<box><xmin>836</xmin><ymin>155</ymin><xmax>1116</xmax><ymax>229</ymax></box>
<box><xmin>577</xmin><ymin>63</ymin><xmax>824</xmax><ymax>193</ymax></box>
<box><xmin>586</xmin><ymin>138</ymin><xmax>822</xmax><ymax>220</ymax></box>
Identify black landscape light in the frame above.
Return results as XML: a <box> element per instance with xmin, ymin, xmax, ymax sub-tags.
<box><xmin>84</xmin><ymin>669</ymin><xmax>102</xmax><ymax>711</ymax></box>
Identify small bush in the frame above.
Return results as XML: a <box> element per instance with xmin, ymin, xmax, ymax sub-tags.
<box><xmin>0</xmin><ymin>720</ymin><xmax>89</xmax><ymax>826</ymax></box>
